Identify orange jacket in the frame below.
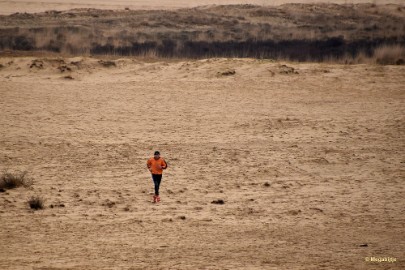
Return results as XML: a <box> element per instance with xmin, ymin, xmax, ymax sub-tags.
<box><xmin>147</xmin><ymin>157</ymin><xmax>167</xmax><ymax>175</ymax></box>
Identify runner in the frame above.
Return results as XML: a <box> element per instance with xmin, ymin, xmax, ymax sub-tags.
<box><xmin>146</xmin><ymin>151</ymin><xmax>167</xmax><ymax>203</ymax></box>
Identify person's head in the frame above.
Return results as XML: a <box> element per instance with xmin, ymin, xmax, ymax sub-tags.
<box><xmin>154</xmin><ymin>151</ymin><xmax>160</xmax><ymax>159</ymax></box>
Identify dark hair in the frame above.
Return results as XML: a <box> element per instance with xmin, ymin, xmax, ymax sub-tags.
<box><xmin>154</xmin><ymin>151</ymin><xmax>160</xmax><ymax>155</ymax></box>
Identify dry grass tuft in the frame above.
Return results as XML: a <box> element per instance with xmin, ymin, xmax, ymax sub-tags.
<box><xmin>0</xmin><ymin>170</ymin><xmax>33</xmax><ymax>190</ymax></box>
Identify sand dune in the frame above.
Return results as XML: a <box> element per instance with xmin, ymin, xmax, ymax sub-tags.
<box><xmin>0</xmin><ymin>56</ymin><xmax>404</xmax><ymax>269</ymax></box>
<box><xmin>0</xmin><ymin>0</ymin><xmax>404</xmax><ymax>15</ymax></box>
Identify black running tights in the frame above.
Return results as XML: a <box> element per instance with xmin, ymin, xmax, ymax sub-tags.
<box><xmin>152</xmin><ymin>174</ymin><xmax>162</xmax><ymax>196</ymax></box>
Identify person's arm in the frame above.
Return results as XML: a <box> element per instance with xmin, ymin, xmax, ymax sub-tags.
<box><xmin>147</xmin><ymin>159</ymin><xmax>152</xmax><ymax>172</ymax></box>
<box><xmin>161</xmin><ymin>159</ymin><xmax>167</xmax><ymax>170</ymax></box>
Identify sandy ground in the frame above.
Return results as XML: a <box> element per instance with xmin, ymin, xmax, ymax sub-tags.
<box><xmin>0</xmin><ymin>56</ymin><xmax>404</xmax><ymax>269</ymax></box>
<box><xmin>0</xmin><ymin>0</ymin><xmax>404</xmax><ymax>14</ymax></box>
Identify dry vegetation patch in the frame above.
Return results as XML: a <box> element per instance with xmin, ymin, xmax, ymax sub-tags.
<box><xmin>0</xmin><ymin>170</ymin><xmax>33</xmax><ymax>190</ymax></box>
<box><xmin>374</xmin><ymin>44</ymin><xmax>405</xmax><ymax>65</ymax></box>
<box><xmin>0</xmin><ymin>4</ymin><xmax>404</xmax><ymax>62</ymax></box>
<box><xmin>27</xmin><ymin>196</ymin><xmax>45</xmax><ymax>210</ymax></box>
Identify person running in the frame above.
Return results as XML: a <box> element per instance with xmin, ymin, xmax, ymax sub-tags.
<box><xmin>146</xmin><ymin>151</ymin><xmax>167</xmax><ymax>203</ymax></box>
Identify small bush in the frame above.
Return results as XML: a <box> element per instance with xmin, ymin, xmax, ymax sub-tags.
<box><xmin>98</xmin><ymin>60</ymin><xmax>116</xmax><ymax>67</ymax></box>
<box><xmin>28</xmin><ymin>196</ymin><xmax>45</xmax><ymax>210</ymax></box>
<box><xmin>211</xmin><ymin>199</ymin><xmax>225</xmax><ymax>205</ymax></box>
<box><xmin>0</xmin><ymin>171</ymin><xmax>33</xmax><ymax>190</ymax></box>
<box><xmin>218</xmin><ymin>69</ymin><xmax>236</xmax><ymax>76</ymax></box>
